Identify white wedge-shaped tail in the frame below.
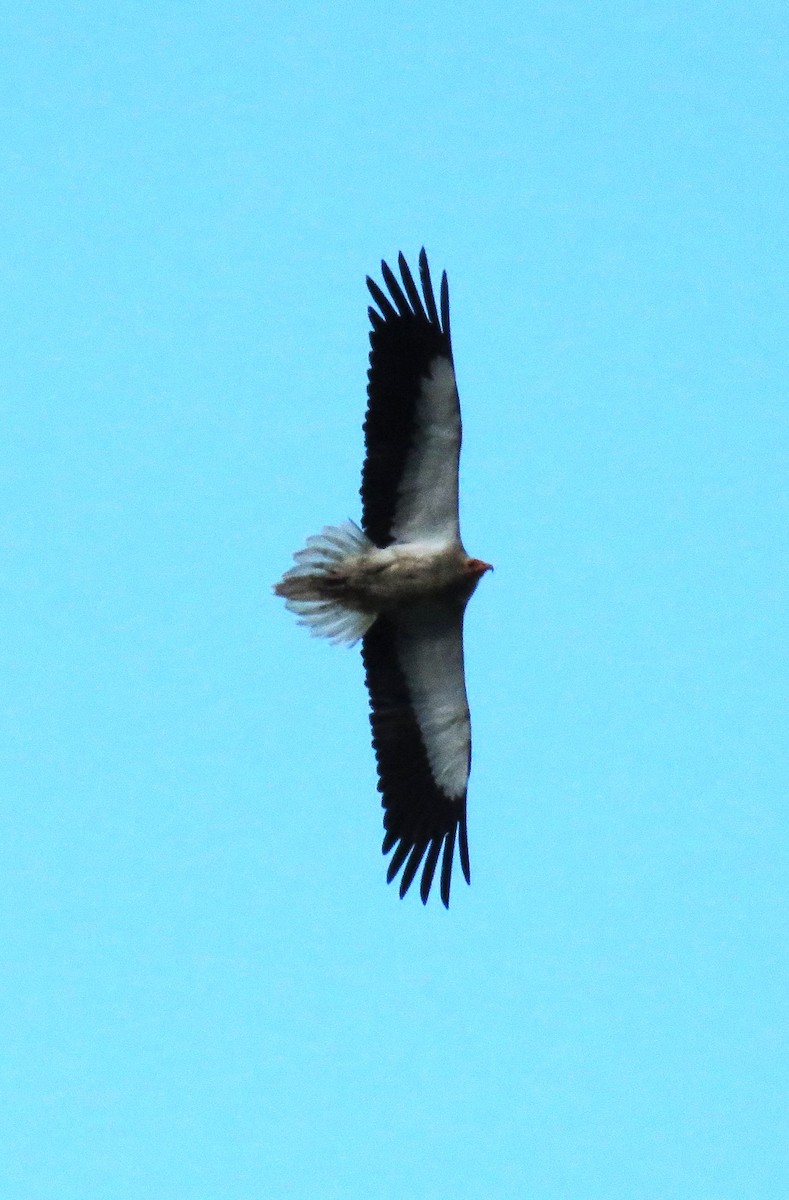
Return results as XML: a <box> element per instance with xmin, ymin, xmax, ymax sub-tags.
<box><xmin>274</xmin><ymin>520</ymin><xmax>377</xmax><ymax>646</ymax></box>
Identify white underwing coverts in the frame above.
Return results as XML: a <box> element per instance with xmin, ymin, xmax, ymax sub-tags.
<box><xmin>274</xmin><ymin>250</ymin><xmax>491</xmax><ymax>907</ymax></box>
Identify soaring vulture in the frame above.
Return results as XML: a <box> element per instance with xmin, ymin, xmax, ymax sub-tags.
<box><xmin>274</xmin><ymin>249</ymin><xmax>490</xmax><ymax>907</ymax></box>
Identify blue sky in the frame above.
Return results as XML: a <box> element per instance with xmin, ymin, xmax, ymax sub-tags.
<box><xmin>2</xmin><ymin>2</ymin><xmax>787</xmax><ymax>1197</ymax></box>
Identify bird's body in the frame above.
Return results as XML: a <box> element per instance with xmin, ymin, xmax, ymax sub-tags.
<box><xmin>276</xmin><ymin>537</ymin><xmax>486</xmax><ymax>612</ymax></box>
<box><xmin>274</xmin><ymin>250</ymin><xmax>490</xmax><ymax>906</ymax></box>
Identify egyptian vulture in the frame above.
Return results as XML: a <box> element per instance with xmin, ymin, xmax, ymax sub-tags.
<box><xmin>274</xmin><ymin>249</ymin><xmax>490</xmax><ymax>906</ymax></box>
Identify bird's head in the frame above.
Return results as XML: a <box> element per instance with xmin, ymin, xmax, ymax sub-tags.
<box><xmin>465</xmin><ymin>557</ymin><xmax>493</xmax><ymax>579</ymax></box>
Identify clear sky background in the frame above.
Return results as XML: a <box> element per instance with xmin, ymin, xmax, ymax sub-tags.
<box><xmin>2</xmin><ymin>3</ymin><xmax>787</xmax><ymax>1198</ymax></box>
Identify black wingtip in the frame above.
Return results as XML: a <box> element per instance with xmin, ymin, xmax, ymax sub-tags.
<box><xmin>459</xmin><ymin>812</ymin><xmax>471</xmax><ymax>885</ymax></box>
<box><xmin>386</xmin><ymin>841</ymin><xmax>409</xmax><ymax>886</ymax></box>
<box><xmin>419</xmin><ymin>837</ymin><xmax>443</xmax><ymax>905</ymax></box>
<box><xmin>439</xmin><ymin>824</ymin><xmax>458</xmax><ymax>908</ymax></box>
<box><xmin>384</xmin><ymin>818</ymin><xmax>470</xmax><ymax>908</ymax></box>
<box><xmin>367</xmin><ymin>276</ymin><xmax>397</xmax><ymax>321</ymax></box>
<box><xmin>397</xmin><ymin>251</ymin><xmax>425</xmax><ymax>317</ymax></box>
<box><xmin>399</xmin><ymin>839</ymin><xmax>428</xmax><ymax>898</ymax></box>
<box><xmin>440</xmin><ymin>270</ymin><xmax>451</xmax><ymax>343</ymax></box>
<box><xmin>380</xmin><ymin>260</ymin><xmax>409</xmax><ymax>317</ymax></box>
<box><xmin>418</xmin><ymin>248</ymin><xmax>440</xmax><ymax>327</ymax></box>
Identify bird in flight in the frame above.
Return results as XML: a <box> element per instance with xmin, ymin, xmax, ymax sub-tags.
<box><xmin>274</xmin><ymin>249</ymin><xmax>490</xmax><ymax>907</ymax></box>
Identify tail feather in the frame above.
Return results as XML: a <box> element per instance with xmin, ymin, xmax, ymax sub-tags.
<box><xmin>274</xmin><ymin>521</ymin><xmax>377</xmax><ymax>646</ymax></box>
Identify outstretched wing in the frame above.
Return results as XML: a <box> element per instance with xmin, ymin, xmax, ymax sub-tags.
<box><xmin>361</xmin><ymin>602</ymin><xmax>472</xmax><ymax>907</ymax></box>
<box><xmin>362</xmin><ymin>249</ymin><xmax>462</xmax><ymax>549</ymax></box>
